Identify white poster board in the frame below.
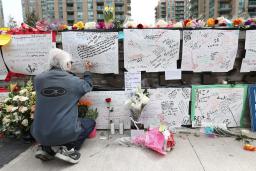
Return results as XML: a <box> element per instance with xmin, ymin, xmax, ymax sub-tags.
<box><xmin>140</xmin><ymin>88</ymin><xmax>191</xmax><ymax>128</ymax></box>
<box><xmin>0</xmin><ymin>52</ymin><xmax>8</xmax><ymax>80</ymax></box>
<box><xmin>1</xmin><ymin>34</ymin><xmax>53</xmax><ymax>75</ymax></box>
<box><xmin>124</xmin><ymin>29</ymin><xmax>180</xmax><ymax>72</ymax></box>
<box><xmin>182</xmin><ymin>30</ymin><xmax>239</xmax><ymax>72</ymax></box>
<box><xmin>62</xmin><ymin>31</ymin><xmax>119</xmax><ymax>74</ymax></box>
<box><xmin>124</xmin><ymin>72</ymin><xmax>141</xmax><ymax>92</ymax></box>
<box><xmin>241</xmin><ymin>30</ymin><xmax>256</xmax><ymax>72</ymax></box>
<box><xmin>81</xmin><ymin>91</ymin><xmax>130</xmax><ymax>129</ymax></box>
<box><xmin>191</xmin><ymin>85</ymin><xmax>247</xmax><ymax>127</ymax></box>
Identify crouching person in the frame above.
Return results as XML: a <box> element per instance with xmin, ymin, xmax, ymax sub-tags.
<box><xmin>31</xmin><ymin>48</ymin><xmax>96</xmax><ymax>164</ymax></box>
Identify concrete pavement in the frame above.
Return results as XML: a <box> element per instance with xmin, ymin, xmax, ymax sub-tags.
<box><xmin>1</xmin><ymin>130</ymin><xmax>256</xmax><ymax>171</ymax></box>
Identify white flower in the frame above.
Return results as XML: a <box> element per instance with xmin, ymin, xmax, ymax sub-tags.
<box><xmin>13</xmin><ymin>96</ymin><xmax>20</xmax><ymax>101</ymax></box>
<box><xmin>19</xmin><ymin>96</ymin><xmax>29</xmax><ymax>102</ymax></box>
<box><xmin>131</xmin><ymin>102</ymin><xmax>142</xmax><ymax>111</ymax></box>
<box><xmin>11</xmin><ymin>106</ymin><xmax>18</xmax><ymax>112</ymax></box>
<box><xmin>32</xmin><ymin>92</ymin><xmax>36</xmax><ymax>96</ymax></box>
<box><xmin>141</xmin><ymin>96</ymin><xmax>149</xmax><ymax>105</ymax></box>
<box><xmin>4</xmin><ymin>98</ymin><xmax>11</xmax><ymax>103</ymax></box>
<box><xmin>21</xmin><ymin>119</ymin><xmax>28</xmax><ymax>127</ymax></box>
<box><xmin>19</xmin><ymin>106</ymin><xmax>28</xmax><ymax>113</ymax></box>
<box><xmin>19</xmin><ymin>89</ymin><xmax>28</xmax><ymax>95</ymax></box>
<box><xmin>2</xmin><ymin>116</ymin><xmax>10</xmax><ymax>124</ymax></box>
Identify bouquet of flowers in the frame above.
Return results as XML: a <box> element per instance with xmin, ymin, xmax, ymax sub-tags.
<box><xmin>126</xmin><ymin>88</ymin><xmax>150</xmax><ymax>129</ymax></box>
<box><xmin>103</xmin><ymin>6</ymin><xmax>114</xmax><ymax>23</ymax></box>
<box><xmin>0</xmin><ymin>80</ymin><xmax>36</xmax><ymax>138</ymax></box>
<box><xmin>78</xmin><ymin>100</ymin><xmax>98</xmax><ymax>120</ymax></box>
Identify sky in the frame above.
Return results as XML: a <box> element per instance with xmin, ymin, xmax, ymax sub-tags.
<box><xmin>1</xmin><ymin>0</ymin><xmax>159</xmax><ymax>26</ymax></box>
<box><xmin>2</xmin><ymin>0</ymin><xmax>23</xmax><ymax>26</ymax></box>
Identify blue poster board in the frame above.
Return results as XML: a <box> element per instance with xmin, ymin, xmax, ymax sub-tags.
<box><xmin>248</xmin><ymin>85</ymin><xmax>256</xmax><ymax>132</ymax></box>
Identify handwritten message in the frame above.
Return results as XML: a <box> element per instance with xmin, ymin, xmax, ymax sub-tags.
<box><xmin>124</xmin><ymin>72</ymin><xmax>141</xmax><ymax>92</ymax></box>
<box><xmin>124</xmin><ymin>29</ymin><xmax>180</xmax><ymax>72</ymax></box>
<box><xmin>241</xmin><ymin>30</ymin><xmax>256</xmax><ymax>72</ymax></box>
<box><xmin>0</xmin><ymin>52</ymin><xmax>8</xmax><ymax>80</ymax></box>
<box><xmin>182</xmin><ymin>30</ymin><xmax>239</xmax><ymax>72</ymax></box>
<box><xmin>140</xmin><ymin>88</ymin><xmax>191</xmax><ymax>128</ymax></box>
<box><xmin>62</xmin><ymin>31</ymin><xmax>119</xmax><ymax>74</ymax></box>
<box><xmin>191</xmin><ymin>85</ymin><xmax>247</xmax><ymax>127</ymax></box>
<box><xmin>1</xmin><ymin>34</ymin><xmax>53</xmax><ymax>75</ymax></box>
<box><xmin>81</xmin><ymin>91</ymin><xmax>130</xmax><ymax>129</ymax></box>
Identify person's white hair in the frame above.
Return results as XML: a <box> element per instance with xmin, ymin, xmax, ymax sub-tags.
<box><xmin>48</xmin><ymin>48</ymin><xmax>72</xmax><ymax>71</ymax></box>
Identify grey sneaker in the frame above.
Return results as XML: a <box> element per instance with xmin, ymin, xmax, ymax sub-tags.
<box><xmin>35</xmin><ymin>146</ymin><xmax>55</xmax><ymax>161</ymax></box>
<box><xmin>55</xmin><ymin>146</ymin><xmax>81</xmax><ymax>164</ymax></box>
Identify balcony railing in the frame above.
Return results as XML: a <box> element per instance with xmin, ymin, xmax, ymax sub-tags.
<box><xmin>66</xmin><ymin>6</ymin><xmax>74</xmax><ymax>11</ymax></box>
<box><xmin>218</xmin><ymin>5</ymin><xmax>231</xmax><ymax>12</ymax></box>
<box><xmin>115</xmin><ymin>7</ymin><xmax>124</xmax><ymax>11</ymax></box>
<box><xmin>97</xmin><ymin>6</ymin><xmax>104</xmax><ymax>11</ymax></box>
<box><xmin>67</xmin><ymin>16</ymin><xmax>74</xmax><ymax>20</ymax></box>
<box><xmin>97</xmin><ymin>14</ymin><xmax>104</xmax><ymax>19</ymax></box>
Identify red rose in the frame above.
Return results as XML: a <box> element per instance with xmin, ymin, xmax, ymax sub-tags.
<box><xmin>105</xmin><ymin>98</ymin><xmax>112</xmax><ymax>103</ymax></box>
<box><xmin>137</xmin><ymin>24</ymin><xmax>144</xmax><ymax>29</ymax></box>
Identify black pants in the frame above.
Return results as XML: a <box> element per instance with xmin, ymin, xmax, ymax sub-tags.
<box><xmin>64</xmin><ymin>118</ymin><xmax>96</xmax><ymax>150</ymax></box>
<box><xmin>42</xmin><ymin>118</ymin><xmax>96</xmax><ymax>154</ymax></box>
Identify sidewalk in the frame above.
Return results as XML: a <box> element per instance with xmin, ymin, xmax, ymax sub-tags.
<box><xmin>1</xmin><ymin>130</ymin><xmax>256</xmax><ymax>171</ymax></box>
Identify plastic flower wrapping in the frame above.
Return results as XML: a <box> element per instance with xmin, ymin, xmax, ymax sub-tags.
<box><xmin>103</xmin><ymin>5</ymin><xmax>114</xmax><ymax>23</ymax></box>
<box><xmin>0</xmin><ymin>80</ymin><xmax>36</xmax><ymax>138</ymax></box>
<box><xmin>126</xmin><ymin>88</ymin><xmax>150</xmax><ymax>122</ymax></box>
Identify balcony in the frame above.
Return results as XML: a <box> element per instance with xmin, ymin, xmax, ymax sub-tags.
<box><xmin>218</xmin><ymin>4</ymin><xmax>231</xmax><ymax>12</ymax></box>
<box><xmin>249</xmin><ymin>12</ymin><xmax>256</xmax><ymax>17</ymax></box>
<box><xmin>97</xmin><ymin>14</ymin><xmax>104</xmax><ymax>20</ymax></box>
<box><xmin>249</xmin><ymin>1</ymin><xmax>256</xmax><ymax>8</ymax></box>
<box><xmin>96</xmin><ymin>0</ymin><xmax>104</xmax><ymax>2</ymax></box>
<box><xmin>66</xmin><ymin>6</ymin><xmax>74</xmax><ymax>11</ymax></box>
<box><xmin>115</xmin><ymin>15</ymin><xmax>125</xmax><ymax>20</ymax></box>
<box><xmin>97</xmin><ymin>6</ymin><xmax>104</xmax><ymax>11</ymax></box>
<box><xmin>67</xmin><ymin>15</ymin><xmax>74</xmax><ymax>20</ymax></box>
<box><xmin>115</xmin><ymin>0</ymin><xmax>124</xmax><ymax>5</ymax></box>
<box><xmin>115</xmin><ymin>7</ymin><xmax>124</xmax><ymax>12</ymax></box>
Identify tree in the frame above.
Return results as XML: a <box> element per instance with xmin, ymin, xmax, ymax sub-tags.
<box><xmin>24</xmin><ymin>11</ymin><xmax>39</xmax><ymax>27</ymax></box>
<box><xmin>7</xmin><ymin>16</ymin><xmax>18</xmax><ymax>28</ymax></box>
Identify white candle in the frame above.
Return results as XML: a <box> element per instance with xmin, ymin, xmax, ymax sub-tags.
<box><xmin>119</xmin><ymin>122</ymin><xmax>124</xmax><ymax>135</ymax></box>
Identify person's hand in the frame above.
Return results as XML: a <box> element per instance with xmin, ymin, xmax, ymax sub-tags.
<box><xmin>84</xmin><ymin>61</ymin><xmax>93</xmax><ymax>71</ymax></box>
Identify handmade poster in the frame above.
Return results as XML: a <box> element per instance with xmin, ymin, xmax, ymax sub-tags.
<box><xmin>62</xmin><ymin>31</ymin><xmax>119</xmax><ymax>74</ymax></box>
<box><xmin>124</xmin><ymin>71</ymin><xmax>141</xmax><ymax>92</ymax></box>
<box><xmin>248</xmin><ymin>85</ymin><xmax>256</xmax><ymax>132</ymax></box>
<box><xmin>165</xmin><ymin>69</ymin><xmax>182</xmax><ymax>80</ymax></box>
<box><xmin>140</xmin><ymin>88</ymin><xmax>191</xmax><ymax>128</ymax></box>
<box><xmin>240</xmin><ymin>30</ymin><xmax>256</xmax><ymax>72</ymax></box>
<box><xmin>1</xmin><ymin>33</ymin><xmax>53</xmax><ymax>75</ymax></box>
<box><xmin>0</xmin><ymin>52</ymin><xmax>8</xmax><ymax>80</ymax></box>
<box><xmin>81</xmin><ymin>91</ymin><xmax>130</xmax><ymax>129</ymax></box>
<box><xmin>124</xmin><ymin>29</ymin><xmax>180</xmax><ymax>72</ymax></box>
<box><xmin>240</xmin><ymin>59</ymin><xmax>256</xmax><ymax>72</ymax></box>
<box><xmin>182</xmin><ymin>30</ymin><xmax>239</xmax><ymax>72</ymax></box>
<box><xmin>191</xmin><ymin>84</ymin><xmax>247</xmax><ymax>127</ymax></box>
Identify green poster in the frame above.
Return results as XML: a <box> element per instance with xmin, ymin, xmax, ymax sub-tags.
<box><xmin>191</xmin><ymin>84</ymin><xmax>248</xmax><ymax>127</ymax></box>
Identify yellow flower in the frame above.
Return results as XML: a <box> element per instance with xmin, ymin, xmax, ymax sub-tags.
<box><xmin>104</xmin><ymin>6</ymin><xmax>109</xmax><ymax>11</ymax></box>
<box><xmin>76</xmin><ymin>21</ymin><xmax>85</xmax><ymax>29</ymax></box>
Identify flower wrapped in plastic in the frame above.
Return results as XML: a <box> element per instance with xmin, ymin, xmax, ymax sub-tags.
<box><xmin>0</xmin><ymin>80</ymin><xmax>36</xmax><ymax>138</ymax></box>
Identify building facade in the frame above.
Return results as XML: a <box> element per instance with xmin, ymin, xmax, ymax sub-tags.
<box><xmin>22</xmin><ymin>0</ymin><xmax>131</xmax><ymax>25</ymax></box>
<box><xmin>0</xmin><ymin>0</ymin><xmax>4</xmax><ymax>27</ymax></box>
<box><xmin>155</xmin><ymin>0</ymin><xmax>189</xmax><ymax>22</ymax></box>
<box><xmin>188</xmin><ymin>0</ymin><xmax>256</xmax><ymax>19</ymax></box>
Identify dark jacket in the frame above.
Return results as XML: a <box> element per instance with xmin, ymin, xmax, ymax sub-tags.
<box><xmin>31</xmin><ymin>69</ymin><xmax>92</xmax><ymax>146</ymax></box>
